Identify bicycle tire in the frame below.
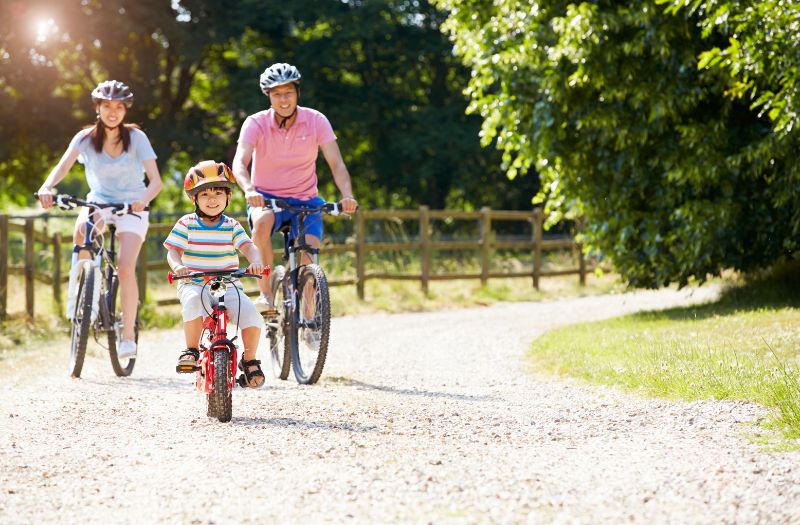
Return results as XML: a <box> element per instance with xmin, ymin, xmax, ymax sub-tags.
<box><xmin>105</xmin><ymin>274</ymin><xmax>137</xmax><ymax>377</ymax></box>
<box><xmin>267</xmin><ymin>265</ymin><xmax>291</xmax><ymax>380</ymax></box>
<box><xmin>207</xmin><ymin>349</ymin><xmax>232</xmax><ymax>422</ymax></box>
<box><xmin>69</xmin><ymin>263</ymin><xmax>93</xmax><ymax>378</ymax></box>
<box><xmin>290</xmin><ymin>264</ymin><xmax>330</xmax><ymax>385</ymax></box>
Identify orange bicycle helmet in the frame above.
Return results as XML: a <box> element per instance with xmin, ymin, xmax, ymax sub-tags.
<box><xmin>183</xmin><ymin>160</ymin><xmax>236</xmax><ymax>199</ymax></box>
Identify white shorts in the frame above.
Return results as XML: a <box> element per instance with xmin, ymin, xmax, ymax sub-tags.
<box><xmin>178</xmin><ymin>284</ymin><xmax>263</xmax><ymax>331</ymax></box>
<box><xmin>78</xmin><ymin>193</ymin><xmax>150</xmax><ymax>241</ymax></box>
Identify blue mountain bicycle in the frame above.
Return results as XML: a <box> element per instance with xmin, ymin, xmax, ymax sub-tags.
<box><xmin>262</xmin><ymin>199</ymin><xmax>350</xmax><ymax>384</ymax></box>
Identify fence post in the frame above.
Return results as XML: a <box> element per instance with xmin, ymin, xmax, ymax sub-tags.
<box><xmin>480</xmin><ymin>207</ymin><xmax>491</xmax><ymax>285</ymax></box>
<box><xmin>137</xmin><ymin>237</ymin><xmax>148</xmax><ymax>303</ymax></box>
<box><xmin>577</xmin><ymin>217</ymin><xmax>586</xmax><ymax>286</ymax></box>
<box><xmin>532</xmin><ymin>208</ymin><xmax>543</xmax><ymax>289</ymax></box>
<box><xmin>419</xmin><ymin>206</ymin><xmax>430</xmax><ymax>294</ymax></box>
<box><xmin>356</xmin><ymin>210</ymin><xmax>366</xmax><ymax>300</ymax></box>
<box><xmin>0</xmin><ymin>215</ymin><xmax>7</xmax><ymax>320</ymax></box>
<box><xmin>25</xmin><ymin>218</ymin><xmax>35</xmax><ymax>318</ymax></box>
<box><xmin>53</xmin><ymin>232</ymin><xmax>62</xmax><ymax>313</ymax></box>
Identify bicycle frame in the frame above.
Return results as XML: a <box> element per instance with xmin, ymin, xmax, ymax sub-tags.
<box><xmin>268</xmin><ymin>199</ymin><xmax>342</xmax><ymax>297</ymax></box>
<box><xmin>261</xmin><ymin>199</ymin><xmax>346</xmax><ymax>384</ymax></box>
<box><xmin>78</xmin><ymin>212</ymin><xmax>116</xmax><ymax>327</ymax></box>
<box><xmin>41</xmin><ymin>193</ymin><xmax>147</xmax><ymax>378</ymax></box>
<box><xmin>194</xmin><ymin>279</ymin><xmax>238</xmax><ymax>395</ymax></box>
<box><xmin>168</xmin><ymin>269</ymin><xmax>266</xmax><ymax>421</ymax></box>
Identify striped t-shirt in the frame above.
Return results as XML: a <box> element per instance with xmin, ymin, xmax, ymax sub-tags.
<box><xmin>163</xmin><ymin>214</ymin><xmax>253</xmax><ymax>288</ymax></box>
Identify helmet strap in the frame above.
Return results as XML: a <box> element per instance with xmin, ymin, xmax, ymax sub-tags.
<box><xmin>278</xmin><ymin>106</ymin><xmax>297</xmax><ymax>129</ymax></box>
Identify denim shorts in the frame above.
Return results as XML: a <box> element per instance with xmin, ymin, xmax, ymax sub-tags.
<box><xmin>246</xmin><ymin>191</ymin><xmax>324</xmax><ymax>241</ymax></box>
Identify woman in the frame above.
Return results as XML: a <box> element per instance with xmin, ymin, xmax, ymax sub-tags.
<box><xmin>37</xmin><ymin>80</ymin><xmax>163</xmax><ymax>359</ymax></box>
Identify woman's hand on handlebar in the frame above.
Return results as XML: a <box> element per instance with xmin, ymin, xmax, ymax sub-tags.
<box><xmin>131</xmin><ymin>199</ymin><xmax>148</xmax><ymax>213</ymax></box>
<box><xmin>245</xmin><ymin>190</ymin><xmax>265</xmax><ymax>208</ymax></box>
<box><xmin>36</xmin><ymin>187</ymin><xmax>56</xmax><ymax>209</ymax></box>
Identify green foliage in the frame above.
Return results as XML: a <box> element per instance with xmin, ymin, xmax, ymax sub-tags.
<box><xmin>1</xmin><ymin>0</ymin><xmax>536</xmax><ymax>213</ymax></box>
<box><xmin>434</xmin><ymin>0</ymin><xmax>800</xmax><ymax>287</ymax></box>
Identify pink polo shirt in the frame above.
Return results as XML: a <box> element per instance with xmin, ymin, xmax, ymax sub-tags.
<box><xmin>237</xmin><ymin>106</ymin><xmax>337</xmax><ymax>200</ymax></box>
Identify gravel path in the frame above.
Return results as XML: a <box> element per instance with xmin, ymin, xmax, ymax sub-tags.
<box><xmin>1</xmin><ymin>286</ymin><xmax>799</xmax><ymax>524</ymax></box>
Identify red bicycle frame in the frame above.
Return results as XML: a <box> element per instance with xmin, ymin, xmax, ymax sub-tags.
<box><xmin>195</xmin><ymin>292</ymin><xmax>238</xmax><ymax>395</ymax></box>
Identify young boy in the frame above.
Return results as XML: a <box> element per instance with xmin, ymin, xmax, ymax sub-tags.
<box><xmin>163</xmin><ymin>160</ymin><xmax>266</xmax><ymax>388</ymax></box>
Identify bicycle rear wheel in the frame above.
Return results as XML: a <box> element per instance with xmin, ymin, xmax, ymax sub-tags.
<box><xmin>69</xmin><ymin>262</ymin><xmax>93</xmax><ymax>378</ymax></box>
<box><xmin>207</xmin><ymin>349</ymin><xmax>232</xmax><ymax>422</ymax></box>
<box><xmin>105</xmin><ymin>274</ymin><xmax>137</xmax><ymax>377</ymax></box>
<box><xmin>267</xmin><ymin>265</ymin><xmax>291</xmax><ymax>380</ymax></box>
<box><xmin>290</xmin><ymin>264</ymin><xmax>330</xmax><ymax>385</ymax></box>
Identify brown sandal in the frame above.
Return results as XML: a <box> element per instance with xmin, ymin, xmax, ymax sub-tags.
<box><xmin>237</xmin><ymin>358</ymin><xmax>265</xmax><ymax>388</ymax></box>
<box><xmin>176</xmin><ymin>348</ymin><xmax>200</xmax><ymax>373</ymax></box>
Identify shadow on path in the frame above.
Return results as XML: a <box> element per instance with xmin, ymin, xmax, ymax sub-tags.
<box><xmin>325</xmin><ymin>376</ymin><xmax>494</xmax><ymax>402</ymax></box>
<box><xmin>231</xmin><ymin>416</ymin><xmax>379</xmax><ymax>433</ymax></box>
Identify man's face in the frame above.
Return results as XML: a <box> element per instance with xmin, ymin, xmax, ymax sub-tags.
<box><xmin>268</xmin><ymin>84</ymin><xmax>298</xmax><ymax>117</ymax></box>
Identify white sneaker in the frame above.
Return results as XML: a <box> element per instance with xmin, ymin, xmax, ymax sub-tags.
<box><xmin>254</xmin><ymin>294</ymin><xmax>277</xmax><ymax>313</ymax></box>
<box><xmin>118</xmin><ymin>340</ymin><xmax>137</xmax><ymax>359</ymax></box>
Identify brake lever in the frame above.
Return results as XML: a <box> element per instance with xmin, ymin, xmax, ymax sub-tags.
<box><xmin>56</xmin><ymin>196</ymin><xmax>75</xmax><ymax>211</ymax></box>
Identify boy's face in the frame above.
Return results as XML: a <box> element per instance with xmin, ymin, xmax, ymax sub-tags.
<box><xmin>196</xmin><ymin>187</ymin><xmax>229</xmax><ymax>216</ymax></box>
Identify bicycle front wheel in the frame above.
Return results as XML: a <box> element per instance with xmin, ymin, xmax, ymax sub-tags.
<box><xmin>207</xmin><ymin>349</ymin><xmax>233</xmax><ymax>422</ymax></box>
<box><xmin>267</xmin><ymin>265</ymin><xmax>291</xmax><ymax>380</ymax></box>
<box><xmin>69</xmin><ymin>262</ymin><xmax>93</xmax><ymax>378</ymax></box>
<box><xmin>290</xmin><ymin>264</ymin><xmax>330</xmax><ymax>385</ymax></box>
<box><xmin>105</xmin><ymin>274</ymin><xmax>137</xmax><ymax>377</ymax></box>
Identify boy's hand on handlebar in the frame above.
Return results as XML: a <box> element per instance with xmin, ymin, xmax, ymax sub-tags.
<box><xmin>341</xmin><ymin>196</ymin><xmax>358</xmax><ymax>214</ymax></box>
<box><xmin>245</xmin><ymin>190</ymin><xmax>265</xmax><ymax>208</ymax></box>
<box><xmin>173</xmin><ymin>265</ymin><xmax>192</xmax><ymax>276</ymax></box>
<box><xmin>246</xmin><ymin>262</ymin><xmax>265</xmax><ymax>275</ymax></box>
<box><xmin>131</xmin><ymin>200</ymin><xmax>147</xmax><ymax>213</ymax></box>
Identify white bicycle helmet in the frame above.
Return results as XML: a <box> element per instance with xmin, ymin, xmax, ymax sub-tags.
<box><xmin>91</xmin><ymin>80</ymin><xmax>134</xmax><ymax>108</ymax></box>
<box><xmin>259</xmin><ymin>63</ymin><xmax>301</xmax><ymax>94</ymax></box>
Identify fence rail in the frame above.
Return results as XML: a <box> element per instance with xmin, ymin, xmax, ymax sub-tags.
<box><xmin>0</xmin><ymin>206</ymin><xmax>589</xmax><ymax>319</ymax></box>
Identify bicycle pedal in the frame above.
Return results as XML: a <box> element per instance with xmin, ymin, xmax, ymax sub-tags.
<box><xmin>176</xmin><ymin>364</ymin><xmax>200</xmax><ymax>373</ymax></box>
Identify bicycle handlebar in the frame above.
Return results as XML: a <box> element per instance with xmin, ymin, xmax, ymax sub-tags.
<box><xmin>34</xmin><ymin>193</ymin><xmax>150</xmax><ymax>217</ymax></box>
<box><xmin>167</xmin><ymin>267</ymin><xmax>269</xmax><ymax>284</ymax></box>
<box><xmin>260</xmin><ymin>198</ymin><xmax>356</xmax><ymax>217</ymax></box>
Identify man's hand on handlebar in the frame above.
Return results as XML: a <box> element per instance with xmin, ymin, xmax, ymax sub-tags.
<box><xmin>131</xmin><ymin>200</ymin><xmax>148</xmax><ymax>213</ymax></box>
<box><xmin>341</xmin><ymin>196</ymin><xmax>358</xmax><ymax>214</ymax></box>
<box><xmin>245</xmin><ymin>190</ymin><xmax>265</xmax><ymax>208</ymax></box>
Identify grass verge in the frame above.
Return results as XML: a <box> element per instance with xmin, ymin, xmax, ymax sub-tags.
<box><xmin>528</xmin><ymin>263</ymin><xmax>800</xmax><ymax>442</ymax></box>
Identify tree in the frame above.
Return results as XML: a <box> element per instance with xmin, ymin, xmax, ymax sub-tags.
<box><xmin>434</xmin><ymin>0</ymin><xmax>800</xmax><ymax>287</ymax></box>
<box><xmin>1</xmin><ymin>0</ymin><xmax>532</xmax><ymax>212</ymax></box>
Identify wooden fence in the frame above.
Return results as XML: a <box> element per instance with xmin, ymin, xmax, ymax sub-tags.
<box><xmin>0</xmin><ymin>207</ymin><xmax>587</xmax><ymax>319</ymax></box>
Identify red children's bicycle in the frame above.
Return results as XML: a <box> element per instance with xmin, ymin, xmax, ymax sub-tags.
<box><xmin>168</xmin><ymin>268</ymin><xmax>268</xmax><ymax>422</ymax></box>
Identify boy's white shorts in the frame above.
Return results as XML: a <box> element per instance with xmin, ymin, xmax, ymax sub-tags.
<box><xmin>178</xmin><ymin>284</ymin><xmax>262</xmax><ymax>330</ymax></box>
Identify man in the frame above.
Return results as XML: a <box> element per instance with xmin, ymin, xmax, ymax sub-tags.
<box><xmin>232</xmin><ymin>62</ymin><xmax>358</xmax><ymax>312</ymax></box>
